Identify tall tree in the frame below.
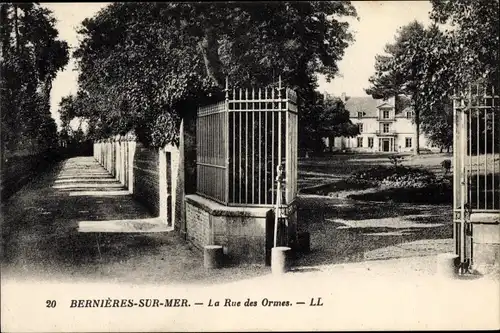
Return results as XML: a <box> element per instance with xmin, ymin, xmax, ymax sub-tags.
<box><xmin>72</xmin><ymin>2</ymin><xmax>358</xmax><ymax>148</ymax></box>
<box><xmin>0</xmin><ymin>3</ymin><xmax>69</xmax><ymax>155</ymax></box>
<box><xmin>366</xmin><ymin>22</ymin><xmax>457</xmax><ymax>155</ymax></box>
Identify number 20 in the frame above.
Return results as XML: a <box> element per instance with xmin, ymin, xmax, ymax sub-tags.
<box><xmin>46</xmin><ymin>300</ymin><xmax>56</xmax><ymax>308</ymax></box>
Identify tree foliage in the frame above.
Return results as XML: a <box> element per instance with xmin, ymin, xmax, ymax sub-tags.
<box><xmin>429</xmin><ymin>0</ymin><xmax>499</xmax><ymax>86</ymax></box>
<box><xmin>0</xmin><ymin>3</ymin><xmax>69</xmax><ymax>156</ymax></box>
<box><xmin>366</xmin><ymin>0</ymin><xmax>499</xmax><ymax>154</ymax></box>
<box><xmin>419</xmin><ymin>100</ymin><xmax>453</xmax><ymax>152</ymax></box>
<box><xmin>72</xmin><ymin>2</ymin><xmax>358</xmax><ymax>148</ymax></box>
<box><xmin>299</xmin><ymin>90</ymin><xmax>359</xmax><ymax>151</ymax></box>
<box><xmin>366</xmin><ymin>21</ymin><xmax>440</xmax><ymax>154</ymax></box>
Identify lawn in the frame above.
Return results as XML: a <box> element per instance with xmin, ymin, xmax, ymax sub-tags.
<box><xmin>295</xmin><ymin>152</ymin><xmax>457</xmax><ymax>264</ymax></box>
<box><xmin>298</xmin><ymin>152</ymin><xmax>453</xmax><ymax>190</ymax></box>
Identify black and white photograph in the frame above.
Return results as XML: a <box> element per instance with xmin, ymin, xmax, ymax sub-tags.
<box><xmin>1</xmin><ymin>1</ymin><xmax>499</xmax><ymax>331</ymax></box>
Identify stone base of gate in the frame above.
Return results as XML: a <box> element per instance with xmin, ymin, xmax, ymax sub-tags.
<box><xmin>471</xmin><ymin>221</ymin><xmax>500</xmax><ymax>275</ymax></box>
<box><xmin>185</xmin><ymin>194</ymin><xmax>272</xmax><ymax>265</ymax></box>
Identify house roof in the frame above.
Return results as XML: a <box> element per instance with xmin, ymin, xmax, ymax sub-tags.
<box><xmin>343</xmin><ymin>95</ymin><xmax>413</xmax><ymax>118</ymax></box>
<box><xmin>344</xmin><ymin>96</ymin><xmax>383</xmax><ymax>117</ymax></box>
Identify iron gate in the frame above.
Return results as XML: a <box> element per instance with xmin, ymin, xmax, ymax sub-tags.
<box><xmin>196</xmin><ymin>77</ymin><xmax>298</xmax><ymax>207</ymax></box>
<box><xmin>453</xmin><ymin>83</ymin><xmax>500</xmax><ymax>272</ymax></box>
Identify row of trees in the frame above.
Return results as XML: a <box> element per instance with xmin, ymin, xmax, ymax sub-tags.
<box><xmin>61</xmin><ymin>2</ymin><xmax>360</xmax><ymax>151</ymax></box>
<box><xmin>366</xmin><ymin>0</ymin><xmax>499</xmax><ymax>154</ymax></box>
<box><xmin>1</xmin><ymin>3</ymin><xmax>69</xmax><ymax>157</ymax></box>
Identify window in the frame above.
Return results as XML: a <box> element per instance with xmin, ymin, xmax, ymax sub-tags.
<box><xmin>358</xmin><ymin>123</ymin><xmax>363</xmax><ymax>133</ymax></box>
<box><xmin>368</xmin><ymin>137</ymin><xmax>374</xmax><ymax>148</ymax></box>
<box><xmin>382</xmin><ymin>123</ymin><xmax>390</xmax><ymax>133</ymax></box>
<box><xmin>357</xmin><ymin>137</ymin><xmax>363</xmax><ymax>147</ymax></box>
<box><xmin>383</xmin><ymin>110</ymin><xmax>390</xmax><ymax>119</ymax></box>
<box><xmin>405</xmin><ymin>137</ymin><xmax>412</xmax><ymax>148</ymax></box>
<box><xmin>357</xmin><ymin>112</ymin><xmax>363</xmax><ymax>119</ymax></box>
<box><xmin>406</xmin><ymin>111</ymin><xmax>413</xmax><ymax>119</ymax></box>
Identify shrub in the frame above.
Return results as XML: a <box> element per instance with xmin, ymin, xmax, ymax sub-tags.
<box><xmin>349</xmin><ymin>165</ymin><xmax>438</xmax><ymax>189</ymax></box>
<box><xmin>388</xmin><ymin>155</ymin><xmax>404</xmax><ymax>167</ymax></box>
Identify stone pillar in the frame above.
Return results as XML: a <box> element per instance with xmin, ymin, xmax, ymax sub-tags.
<box><xmin>128</xmin><ymin>140</ymin><xmax>136</xmax><ymax>194</ymax></box>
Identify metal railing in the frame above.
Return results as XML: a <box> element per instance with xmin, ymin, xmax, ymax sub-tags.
<box><xmin>196</xmin><ymin>78</ymin><xmax>298</xmax><ymax>206</ymax></box>
<box><xmin>375</xmin><ymin>130</ymin><xmax>397</xmax><ymax>135</ymax></box>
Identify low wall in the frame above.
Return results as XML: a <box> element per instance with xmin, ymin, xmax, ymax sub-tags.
<box><xmin>472</xmin><ymin>221</ymin><xmax>500</xmax><ymax>274</ymax></box>
<box><xmin>185</xmin><ymin>194</ymin><xmax>271</xmax><ymax>264</ymax></box>
<box><xmin>185</xmin><ymin>194</ymin><xmax>298</xmax><ymax>265</ymax></box>
<box><xmin>1</xmin><ymin>149</ymin><xmax>58</xmax><ymax>201</ymax></box>
<box><xmin>93</xmin><ymin>136</ymin><xmax>182</xmax><ymax>229</ymax></box>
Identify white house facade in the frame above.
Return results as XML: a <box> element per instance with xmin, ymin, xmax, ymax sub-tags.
<box><xmin>326</xmin><ymin>94</ymin><xmax>437</xmax><ymax>153</ymax></box>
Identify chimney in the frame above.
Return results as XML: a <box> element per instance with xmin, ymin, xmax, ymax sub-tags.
<box><xmin>340</xmin><ymin>92</ymin><xmax>346</xmax><ymax>103</ymax></box>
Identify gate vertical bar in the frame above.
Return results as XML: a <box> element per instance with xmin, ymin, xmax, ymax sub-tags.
<box><xmin>493</xmin><ymin>85</ymin><xmax>496</xmax><ymax>209</ymax></box>
<box><xmin>245</xmin><ymin>89</ymin><xmax>249</xmax><ymax>203</ymax></box>
<box><xmin>225</xmin><ymin>78</ymin><xmax>230</xmax><ymax>204</ymax></box>
<box><xmin>271</xmin><ymin>87</ymin><xmax>275</xmax><ymax>205</ymax></box>
<box><xmin>258</xmin><ymin>105</ymin><xmax>262</xmax><ymax>205</ymax></box>
<box><xmin>238</xmin><ymin>96</ymin><xmax>242</xmax><ymax>203</ymax></box>
<box><xmin>484</xmin><ymin>92</ymin><xmax>488</xmax><ymax>210</ymax></box>
<box><xmin>476</xmin><ymin>97</ymin><xmax>479</xmax><ymax>208</ymax></box>
<box><xmin>453</xmin><ymin>92</ymin><xmax>457</xmax><ymax>254</ymax></box>
<box><xmin>232</xmin><ymin>94</ymin><xmax>236</xmax><ymax>203</ymax></box>
<box><xmin>252</xmin><ymin>100</ymin><xmax>255</xmax><ymax>204</ymax></box>
<box><xmin>265</xmin><ymin>98</ymin><xmax>268</xmax><ymax>205</ymax></box>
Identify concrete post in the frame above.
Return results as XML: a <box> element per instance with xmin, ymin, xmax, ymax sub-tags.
<box><xmin>271</xmin><ymin>246</ymin><xmax>291</xmax><ymax>275</ymax></box>
<box><xmin>204</xmin><ymin>245</ymin><xmax>224</xmax><ymax>269</ymax></box>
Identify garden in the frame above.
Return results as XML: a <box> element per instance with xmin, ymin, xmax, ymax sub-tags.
<box><xmin>299</xmin><ymin>153</ymin><xmax>453</xmax><ymax>205</ymax></box>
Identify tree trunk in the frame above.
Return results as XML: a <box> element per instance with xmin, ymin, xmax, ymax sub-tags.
<box><xmin>198</xmin><ymin>27</ymin><xmax>224</xmax><ymax>89</ymax></box>
<box><xmin>0</xmin><ymin>5</ymin><xmax>10</xmax><ymax>60</ymax></box>
<box><xmin>41</xmin><ymin>78</ymin><xmax>52</xmax><ymax>112</ymax></box>
<box><xmin>414</xmin><ymin>110</ymin><xmax>420</xmax><ymax>155</ymax></box>
<box><xmin>13</xmin><ymin>4</ymin><xmax>19</xmax><ymax>54</ymax></box>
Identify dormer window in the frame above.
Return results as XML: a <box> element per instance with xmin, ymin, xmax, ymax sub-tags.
<box><xmin>406</xmin><ymin>111</ymin><xmax>413</xmax><ymax>119</ymax></box>
<box><xmin>357</xmin><ymin>112</ymin><xmax>363</xmax><ymax>119</ymax></box>
<box><xmin>382</xmin><ymin>110</ymin><xmax>390</xmax><ymax>119</ymax></box>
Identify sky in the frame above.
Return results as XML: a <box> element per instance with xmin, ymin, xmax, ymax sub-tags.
<box><xmin>44</xmin><ymin>1</ymin><xmax>433</xmax><ymax>128</ymax></box>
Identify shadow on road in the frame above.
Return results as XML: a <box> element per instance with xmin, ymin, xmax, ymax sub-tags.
<box><xmin>295</xmin><ymin>195</ymin><xmax>453</xmax><ymax>267</ymax></box>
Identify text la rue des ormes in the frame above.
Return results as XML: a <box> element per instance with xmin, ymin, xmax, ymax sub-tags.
<box><xmin>68</xmin><ymin>297</ymin><xmax>324</xmax><ymax>308</ymax></box>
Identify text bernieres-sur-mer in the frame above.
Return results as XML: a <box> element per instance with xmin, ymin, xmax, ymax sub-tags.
<box><xmin>69</xmin><ymin>297</ymin><xmax>324</xmax><ymax>308</ymax></box>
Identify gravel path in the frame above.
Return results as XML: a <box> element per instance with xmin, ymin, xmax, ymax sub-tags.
<box><xmin>1</xmin><ymin>156</ymin><xmax>453</xmax><ymax>285</ymax></box>
<box><xmin>1</xmin><ymin>157</ymin><xmax>268</xmax><ymax>285</ymax></box>
<box><xmin>294</xmin><ymin>194</ymin><xmax>453</xmax><ymax>267</ymax></box>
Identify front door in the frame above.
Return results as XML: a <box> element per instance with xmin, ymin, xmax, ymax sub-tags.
<box><xmin>382</xmin><ymin>140</ymin><xmax>390</xmax><ymax>152</ymax></box>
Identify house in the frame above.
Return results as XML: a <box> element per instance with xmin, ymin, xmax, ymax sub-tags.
<box><xmin>326</xmin><ymin>93</ymin><xmax>437</xmax><ymax>153</ymax></box>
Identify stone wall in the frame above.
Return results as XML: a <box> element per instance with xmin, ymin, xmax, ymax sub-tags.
<box><xmin>93</xmin><ymin>136</ymin><xmax>182</xmax><ymax>230</ymax></box>
<box><xmin>174</xmin><ymin>121</ymin><xmax>187</xmax><ymax>237</ymax></box>
<box><xmin>186</xmin><ymin>200</ymin><xmax>211</xmax><ymax>248</ymax></box>
<box><xmin>1</xmin><ymin>149</ymin><xmax>55</xmax><ymax>200</ymax></box>
<box><xmin>133</xmin><ymin>142</ymin><xmax>160</xmax><ymax>216</ymax></box>
<box><xmin>185</xmin><ymin>194</ymin><xmax>280</xmax><ymax>264</ymax></box>
<box><xmin>472</xmin><ymin>223</ymin><xmax>500</xmax><ymax>274</ymax></box>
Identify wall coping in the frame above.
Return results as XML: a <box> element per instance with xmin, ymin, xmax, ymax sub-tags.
<box><xmin>185</xmin><ymin>194</ymin><xmax>272</xmax><ymax>217</ymax></box>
